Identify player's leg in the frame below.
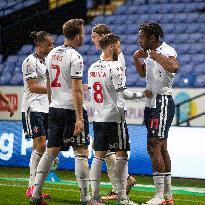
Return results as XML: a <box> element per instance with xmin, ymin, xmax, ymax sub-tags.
<box><xmin>30</xmin><ymin>108</ymin><xmax>63</xmax><ymax>205</ymax></box>
<box><xmin>23</xmin><ymin>112</ymin><xmax>48</xmax><ymax>199</ymax></box>
<box><xmin>161</xmin><ymin>96</ymin><xmax>175</xmax><ymax>205</ymax></box>
<box><xmin>73</xmin><ymin>145</ymin><xmax>91</xmax><ymax>205</ymax></box>
<box><xmin>142</xmin><ymin>96</ymin><xmax>172</xmax><ymax>205</ymax></box>
<box><xmin>90</xmin><ymin>122</ymin><xmax>108</xmax><ymax>204</ymax></box>
<box><xmin>68</xmin><ymin>109</ymin><xmax>91</xmax><ymax>204</ymax></box>
<box><xmin>161</xmin><ymin>140</ymin><xmax>173</xmax><ymax>205</ymax></box>
<box><xmin>103</xmin><ymin>151</ymin><xmax>118</xmax><ymax>199</ymax></box>
<box><xmin>114</xmin><ymin>121</ymin><xmax>138</xmax><ymax>205</ymax></box>
<box><xmin>147</xmin><ymin>138</ymin><xmax>166</xmax><ymax>200</ymax></box>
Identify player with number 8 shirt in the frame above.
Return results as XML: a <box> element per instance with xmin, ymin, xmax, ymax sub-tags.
<box><xmin>88</xmin><ymin>33</ymin><xmax>152</xmax><ymax>205</ymax></box>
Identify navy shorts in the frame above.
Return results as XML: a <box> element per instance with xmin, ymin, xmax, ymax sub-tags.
<box><xmin>47</xmin><ymin>107</ymin><xmax>90</xmax><ymax>150</ymax></box>
<box><xmin>22</xmin><ymin>111</ymin><xmax>48</xmax><ymax>139</ymax></box>
<box><xmin>144</xmin><ymin>95</ymin><xmax>175</xmax><ymax>138</ymax></box>
<box><xmin>93</xmin><ymin>120</ymin><xmax>130</xmax><ymax>152</ymax></box>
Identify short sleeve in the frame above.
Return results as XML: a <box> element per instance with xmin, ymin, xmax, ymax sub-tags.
<box><xmin>24</xmin><ymin>59</ymin><xmax>37</xmax><ymax>81</ymax></box>
<box><xmin>70</xmin><ymin>52</ymin><xmax>83</xmax><ymax>79</ymax></box>
<box><xmin>111</xmin><ymin>63</ymin><xmax>126</xmax><ymax>91</ymax></box>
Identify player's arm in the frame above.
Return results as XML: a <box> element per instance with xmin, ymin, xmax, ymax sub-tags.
<box><xmin>25</xmin><ymin>60</ymin><xmax>47</xmax><ymax>94</ymax></box>
<box><xmin>27</xmin><ymin>79</ymin><xmax>47</xmax><ymax>94</ymax></box>
<box><xmin>83</xmin><ymin>84</ymin><xmax>89</xmax><ymax>91</ymax></box>
<box><xmin>133</xmin><ymin>49</ymin><xmax>146</xmax><ymax>78</ymax></box>
<box><xmin>72</xmin><ymin>79</ymin><xmax>84</xmax><ymax>135</ymax></box>
<box><xmin>71</xmin><ymin>54</ymin><xmax>84</xmax><ymax>136</ymax></box>
<box><xmin>120</xmin><ymin>89</ymin><xmax>152</xmax><ymax>100</ymax></box>
<box><xmin>149</xmin><ymin>50</ymin><xmax>179</xmax><ymax>73</ymax></box>
<box><xmin>0</xmin><ymin>91</ymin><xmax>14</xmax><ymax>117</ymax></box>
<box><xmin>46</xmin><ymin>75</ymin><xmax>51</xmax><ymax>103</ymax></box>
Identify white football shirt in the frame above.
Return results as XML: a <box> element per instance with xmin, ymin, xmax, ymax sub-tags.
<box><xmin>101</xmin><ymin>51</ymin><xmax>127</xmax><ymax>110</ymax></box>
<box><xmin>21</xmin><ymin>53</ymin><xmax>49</xmax><ymax>113</ymax></box>
<box><xmin>144</xmin><ymin>42</ymin><xmax>177</xmax><ymax>108</ymax></box>
<box><xmin>88</xmin><ymin>60</ymin><xmax>125</xmax><ymax>122</ymax></box>
<box><xmin>46</xmin><ymin>45</ymin><xmax>83</xmax><ymax>110</ymax></box>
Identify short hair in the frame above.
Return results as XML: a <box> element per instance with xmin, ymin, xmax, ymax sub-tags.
<box><xmin>29</xmin><ymin>31</ymin><xmax>52</xmax><ymax>45</ymax></box>
<box><xmin>63</xmin><ymin>19</ymin><xmax>84</xmax><ymax>39</ymax></box>
<box><xmin>139</xmin><ymin>23</ymin><xmax>164</xmax><ymax>39</ymax></box>
<box><xmin>99</xmin><ymin>33</ymin><xmax>120</xmax><ymax>50</ymax></box>
<box><xmin>92</xmin><ymin>23</ymin><xmax>112</xmax><ymax>36</ymax></box>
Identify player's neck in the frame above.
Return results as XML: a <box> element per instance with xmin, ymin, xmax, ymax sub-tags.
<box><xmin>64</xmin><ymin>39</ymin><xmax>76</xmax><ymax>48</ymax></box>
<box><xmin>103</xmin><ymin>52</ymin><xmax>113</xmax><ymax>61</ymax></box>
<box><xmin>35</xmin><ymin>49</ymin><xmax>45</xmax><ymax>62</ymax></box>
<box><xmin>151</xmin><ymin>42</ymin><xmax>162</xmax><ymax>50</ymax></box>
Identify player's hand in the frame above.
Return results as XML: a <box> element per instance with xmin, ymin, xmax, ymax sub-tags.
<box><xmin>74</xmin><ymin>119</ymin><xmax>84</xmax><ymax>137</ymax></box>
<box><xmin>148</xmin><ymin>50</ymin><xmax>159</xmax><ymax>60</ymax></box>
<box><xmin>144</xmin><ymin>90</ymin><xmax>153</xmax><ymax>98</ymax></box>
<box><xmin>7</xmin><ymin>104</ymin><xmax>14</xmax><ymax>117</ymax></box>
<box><xmin>133</xmin><ymin>49</ymin><xmax>146</xmax><ymax>59</ymax></box>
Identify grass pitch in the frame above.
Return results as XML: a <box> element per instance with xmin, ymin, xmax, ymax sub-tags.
<box><xmin>0</xmin><ymin>167</ymin><xmax>205</xmax><ymax>205</ymax></box>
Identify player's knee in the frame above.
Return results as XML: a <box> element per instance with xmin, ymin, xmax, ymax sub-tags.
<box><xmin>116</xmin><ymin>151</ymin><xmax>128</xmax><ymax>158</ymax></box>
<box><xmin>74</xmin><ymin>146</ymin><xmax>89</xmax><ymax>158</ymax></box>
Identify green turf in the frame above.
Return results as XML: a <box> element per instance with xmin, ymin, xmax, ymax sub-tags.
<box><xmin>0</xmin><ymin>167</ymin><xmax>205</xmax><ymax>205</ymax></box>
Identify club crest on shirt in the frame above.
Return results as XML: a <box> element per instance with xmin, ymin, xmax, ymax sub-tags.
<box><xmin>33</xmin><ymin>126</ymin><xmax>40</xmax><ymax>133</ymax></box>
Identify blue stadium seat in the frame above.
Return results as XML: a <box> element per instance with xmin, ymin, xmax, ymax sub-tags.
<box><xmin>18</xmin><ymin>44</ymin><xmax>33</xmax><ymax>55</ymax></box>
<box><xmin>189</xmin><ymin>33</ymin><xmax>203</xmax><ymax>43</ymax></box>
<box><xmin>178</xmin><ymin>54</ymin><xmax>191</xmax><ymax>64</ymax></box>
<box><xmin>177</xmin><ymin>74</ymin><xmax>195</xmax><ymax>87</ymax></box>
<box><xmin>185</xmin><ymin>13</ymin><xmax>199</xmax><ymax>23</ymax></box>
<box><xmin>175</xmin><ymin>34</ymin><xmax>189</xmax><ymax>44</ymax></box>
<box><xmin>124</xmin><ymin>45</ymin><xmax>138</xmax><ymax>55</ymax></box>
<box><xmin>189</xmin><ymin>44</ymin><xmax>203</xmax><ymax>54</ymax></box>
<box><xmin>180</xmin><ymin>64</ymin><xmax>193</xmax><ymax>75</ymax></box>
<box><xmin>160</xmin><ymin>14</ymin><xmax>175</xmax><ymax>23</ymax></box>
<box><xmin>17</xmin><ymin>55</ymin><xmax>27</xmax><ymax>67</ymax></box>
<box><xmin>176</xmin><ymin>44</ymin><xmax>189</xmax><ymax>55</ymax></box>
<box><xmin>78</xmin><ymin>45</ymin><xmax>91</xmax><ymax>55</ymax></box>
<box><xmin>174</xmin><ymin>13</ymin><xmax>187</xmax><ymax>23</ymax></box>
<box><xmin>192</xmin><ymin>54</ymin><xmax>205</xmax><ymax>64</ymax></box>
<box><xmin>85</xmin><ymin>25</ymin><xmax>92</xmax><ymax>35</ymax></box>
<box><xmin>194</xmin><ymin>64</ymin><xmax>205</xmax><ymax>75</ymax></box>
<box><xmin>126</xmin><ymin>35</ymin><xmax>137</xmax><ymax>44</ymax></box>
<box><xmin>126</xmin><ymin>74</ymin><xmax>138</xmax><ymax>87</ymax></box>
<box><xmin>186</xmin><ymin>23</ymin><xmax>201</xmax><ymax>33</ymax></box>
<box><xmin>0</xmin><ymin>72</ymin><xmax>12</xmax><ymax>84</ymax></box>
<box><xmin>162</xmin><ymin>24</ymin><xmax>175</xmax><ymax>33</ymax></box>
<box><xmin>55</xmin><ymin>35</ymin><xmax>64</xmax><ymax>46</ymax></box>
<box><xmin>193</xmin><ymin>75</ymin><xmax>205</xmax><ymax>87</ymax></box>
<box><xmin>165</xmin><ymin>34</ymin><xmax>176</xmax><ymax>44</ymax></box>
<box><xmin>111</xmin><ymin>24</ymin><xmax>126</xmax><ymax>35</ymax></box>
<box><xmin>103</xmin><ymin>16</ymin><xmax>116</xmax><ymax>25</ymax></box>
<box><xmin>114</xmin><ymin>15</ymin><xmax>128</xmax><ymax>25</ymax></box>
<box><xmin>174</xmin><ymin>24</ymin><xmax>188</xmax><ymax>33</ymax></box>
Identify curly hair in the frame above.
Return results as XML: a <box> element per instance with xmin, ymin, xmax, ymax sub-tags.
<box><xmin>99</xmin><ymin>33</ymin><xmax>120</xmax><ymax>50</ymax></box>
<box><xmin>139</xmin><ymin>23</ymin><xmax>164</xmax><ymax>39</ymax></box>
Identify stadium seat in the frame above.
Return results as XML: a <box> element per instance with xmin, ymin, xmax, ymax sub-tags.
<box><xmin>18</xmin><ymin>44</ymin><xmax>33</xmax><ymax>55</ymax></box>
<box><xmin>194</xmin><ymin>64</ymin><xmax>205</xmax><ymax>75</ymax></box>
<box><xmin>189</xmin><ymin>44</ymin><xmax>204</xmax><ymax>54</ymax></box>
<box><xmin>193</xmin><ymin>75</ymin><xmax>205</xmax><ymax>87</ymax></box>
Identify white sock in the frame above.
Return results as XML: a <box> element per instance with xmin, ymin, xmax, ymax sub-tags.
<box><xmin>115</xmin><ymin>157</ymin><xmax>128</xmax><ymax>200</ymax></box>
<box><xmin>28</xmin><ymin>150</ymin><xmax>42</xmax><ymax>188</ymax></box>
<box><xmin>32</xmin><ymin>152</ymin><xmax>54</xmax><ymax>199</ymax></box>
<box><xmin>164</xmin><ymin>172</ymin><xmax>172</xmax><ymax>199</ymax></box>
<box><xmin>153</xmin><ymin>172</ymin><xmax>165</xmax><ymax>199</ymax></box>
<box><xmin>90</xmin><ymin>157</ymin><xmax>103</xmax><ymax>198</ymax></box>
<box><xmin>105</xmin><ymin>152</ymin><xmax>117</xmax><ymax>193</ymax></box>
<box><xmin>75</xmin><ymin>155</ymin><xmax>91</xmax><ymax>202</ymax></box>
